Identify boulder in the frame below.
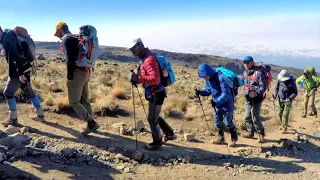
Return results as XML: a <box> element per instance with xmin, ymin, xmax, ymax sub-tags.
<box><xmin>3</xmin><ymin>126</ymin><xmax>21</xmax><ymax>135</ymax></box>
<box><xmin>184</xmin><ymin>134</ymin><xmax>195</xmax><ymax>141</ymax></box>
<box><xmin>136</xmin><ymin>120</ymin><xmax>145</xmax><ymax>131</ymax></box>
<box><xmin>0</xmin><ymin>133</ymin><xmax>29</xmax><ymax>148</ymax></box>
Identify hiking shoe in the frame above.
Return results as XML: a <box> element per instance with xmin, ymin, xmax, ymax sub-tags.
<box><xmin>211</xmin><ymin>138</ymin><xmax>226</xmax><ymax>145</ymax></box>
<box><xmin>81</xmin><ymin>121</ymin><xmax>100</xmax><ymax>136</ymax></box>
<box><xmin>29</xmin><ymin>114</ymin><xmax>45</xmax><ymax>122</ymax></box>
<box><xmin>258</xmin><ymin>133</ymin><xmax>265</xmax><ymax>143</ymax></box>
<box><xmin>241</xmin><ymin>131</ymin><xmax>254</xmax><ymax>139</ymax></box>
<box><xmin>2</xmin><ymin>118</ymin><xmax>18</xmax><ymax>127</ymax></box>
<box><xmin>281</xmin><ymin>128</ymin><xmax>287</xmax><ymax>134</ymax></box>
<box><xmin>228</xmin><ymin>140</ymin><xmax>237</xmax><ymax>147</ymax></box>
<box><xmin>164</xmin><ymin>133</ymin><xmax>177</xmax><ymax>142</ymax></box>
<box><xmin>143</xmin><ymin>142</ymin><xmax>162</xmax><ymax>151</ymax></box>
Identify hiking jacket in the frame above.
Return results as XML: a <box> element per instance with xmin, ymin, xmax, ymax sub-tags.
<box><xmin>296</xmin><ymin>75</ymin><xmax>320</xmax><ymax>94</ymax></box>
<box><xmin>198</xmin><ymin>64</ymin><xmax>234</xmax><ymax>112</ymax></box>
<box><xmin>273</xmin><ymin>77</ymin><xmax>298</xmax><ymax>102</ymax></box>
<box><xmin>137</xmin><ymin>48</ymin><xmax>165</xmax><ymax>99</ymax></box>
<box><xmin>61</xmin><ymin>33</ymin><xmax>79</xmax><ymax>80</ymax></box>
<box><xmin>242</xmin><ymin>66</ymin><xmax>267</xmax><ymax>102</ymax></box>
<box><xmin>0</xmin><ymin>29</ymin><xmax>32</xmax><ymax>78</ymax></box>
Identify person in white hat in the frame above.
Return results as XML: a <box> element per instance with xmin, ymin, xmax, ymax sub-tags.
<box><xmin>273</xmin><ymin>70</ymin><xmax>298</xmax><ymax>133</ymax></box>
<box><xmin>127</xmin><ymin>38</ymin><xmax>176</xmax><ymax>150</ymax></box>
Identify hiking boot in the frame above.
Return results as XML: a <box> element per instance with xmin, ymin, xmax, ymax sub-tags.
<box><xmin>143</xmin><ymin>142</ymin><xmax>162</xmax><ymax>151</ymax></box>
<box><xmin>81</xmin><ymin>121</ymin><xmax>100</xmax><ymax>136</ymax></box>
<box><xmin>29</xmin><ymin>114</ymin><xmax>45</xmax><ymax>122</ymax></box>
<box><xmin>164</xmin><ymin>133</ymin><xmax>177</xmax><ymax>142</ymax></box>
<box><xmin>1</xmin><ymin>118</ymin><xmax>18</xmax><ymax>127</ymax></box>
<box><xmin>258</xmin><ymin>133</ymin><xmax>265</xmax><ymax>143</ymax></box>
<box><xmin>281</xmin><ymin>128</ymin><xmax>287</xmax><ymax>134</ymax></box>
<box><xmin>314</xmin><ymin>112</ymin><xmax>318</xmax><ymax>118</ymax></box>
<box><xmin>241</xmin><ymin>131</ymin><xmax>254</xmax><ymax>139</ymax></box>
<box><xmin>228</xmin><ymin>127</ymin><xmax>238</xmax><ymax>147</ymax></box>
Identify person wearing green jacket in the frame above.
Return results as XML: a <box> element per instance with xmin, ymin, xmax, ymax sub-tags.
<box><xmin>296</xmin><ymin>69</ymin><xmax>320</xmax><ymax>118</ymax></box>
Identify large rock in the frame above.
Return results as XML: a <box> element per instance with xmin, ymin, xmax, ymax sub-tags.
<box><xmin>0</xmin><ymin>153</ymin><xmax>5</xmax><ymax>163</ymax></box>
<box><xmin>3</xmin><ymin>126</ymin><xmax>21</xmax><ymax>135</ymax></box>
<box><xmin>184</xmin><ymin>134</ymin><xmax>195</xmax><ymax>141</ymax></box>
<box><xmin>132</xmin><ymin>151</ymin><xmax>144</xmax><ymax>161</ymax></box>
<box><xmin>0</xmin><ymin>130</ymin><xmax>8</xmax><ymax>139</ymax></box>
<box><xmin>136</xmin><ymin>120</ymin><xmax>145</xmax><ymax>131</ymax></box>
<box><xmin>7</xmin><ymin>144</ymin><xmax>27</xmax><ymax>159</ymax></box>
<box><xmin>37</xmin><ymin>53</ymin><xmax>46</xmax><ymax>60</ymax></box>
<box><xmin>0</xmin><ymin>133</ymin><xmax>29</xmax><ymax>148</ymax></box>
<box><xmin>60</xmin><ymin>148</ymin><xmax>77</xmax><ymax>159</ymax></box>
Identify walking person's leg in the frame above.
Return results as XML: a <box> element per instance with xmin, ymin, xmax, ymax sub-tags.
<box><xmin>212</xmin><ymin>111</ymin><xmax>225</xmax><ymax>144</ymax></box>
<box><xmin>2</xmin><ymin>77</ymin><xmax>20</xmax><ymax>127</ymax></box>
<box><xmin>278</xmin><ymin>102</ymin><xmax>285</xmax><ymax>128</ymax></box>
<box><xmin>251</xmin><ymin>101</ymin><xmax>265</xmax><ymax>143</ymax></box>
<box><xmin>302</xmin><ymin>93</ymin><xmax>309</xmax><ymax>118</ymax></box>
<box><xmin>223</xmin><ymin>109</ymin><xmax>238</xmax><ymax>147</ymax></box>
<box><xmin>242</xmin><ymin>101</ymin><xmax>254</xmax><ymax>138</ymax></box>
<box><xmin>282</xmin><ymin>103</ymin><xmax>292</xmax><ymax>133</ymax></box>
<box><xmin>80</xmin><ymin>75</ymin><xmax>93</xmax><ymax>116</ymax></box>
<box><xmin>67</xmin><ymin>69</ymin><xmax>98</xmax><ymax>135</ymax></box>
<box><xmin>310</xmin><ymin>90</ymin><xmax>317</xmax><ymax>117</ymax></box>
<box><xmin>145</xmin><ymin>93</ymin><xmax>163</xmax><ymax>150</ymax></box>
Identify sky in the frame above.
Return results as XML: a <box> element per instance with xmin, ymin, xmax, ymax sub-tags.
<box><xmin>1</xmin><ymin>0</ymin><xmax>320</xmax><ymax>70</ymax></box>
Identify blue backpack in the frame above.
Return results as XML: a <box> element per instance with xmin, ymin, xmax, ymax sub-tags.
<box><xmin>216</xmin><ymin>67</ymin><xmax>244</xmax><ymax>97</ymax></box>
<box><xmin>156</xmin><ymin>56</ymin><xmax>176</xmax><ymax>87</ymax></box>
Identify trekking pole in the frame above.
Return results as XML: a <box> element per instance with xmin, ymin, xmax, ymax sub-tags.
<box><xmin>135</xmin><ymin>86</ymin><xmax>148</xmax><ymax>121</ymax></box>
<box><xmin>130</xmin><ymin>71</ymin><xmax>138</xmax><ymax>150</ymax></box>
<box><xmin>196</xmin><ymin>90</ymin><xmax>212</xmax><ymax>135</ymax></box>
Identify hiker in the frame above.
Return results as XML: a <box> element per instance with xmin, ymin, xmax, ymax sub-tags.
<box><xmin>0</xmin><ymin>26</ymin><xmax>44</xmax><ymax>127</ymax></box>
<box><xmin>273</xmin><ymin>70</ymin><xmax>298</xmax><ymax>133</ymax></box>
<box><xmin>295</xmin><ymin>66</ymin><xmax>320</xmax><ymax>118</ymax></box>
<box><xmin>54</xmin><ymin>22</ymin><xmax>99</xmax><ymax>135</ymax></box>
<box><xmin>127</xmin><ymin>38</ymin><xmax>176</xmax><ymax>150</ymax></box>
<box><xmin>241</xmin><ymin>56</ymin><xmax>266</xmax><ymax>143</ymax></box>
<box><xmin>195</xmin><ymin>64</ymin><xmax>238</xmax><ymax>147</ymax></box>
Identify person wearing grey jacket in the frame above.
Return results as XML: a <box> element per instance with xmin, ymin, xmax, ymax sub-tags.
<box><xmin>273</xmin><ymin>70</ymin><xmax>298</xmax><ymax>133</ymax></box>
<box><xmin>241</xmin><ymin>56</ymin><xmax>267</xmax><ymax>143</ymax></box>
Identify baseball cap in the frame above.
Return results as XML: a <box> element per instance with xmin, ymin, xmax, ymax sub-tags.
<box><xmin>126</xmin><ymin>38</ymin><xmax>142</xmax><ymax>50</ymax></box>
<box><xmin>54</xmin><ymin>22</ymin><xmax>67</xmax><ymax>37</ymax></box>
<box><xmin>243</xmin><ymin>56</ymin><xmax>254</xmax><ymax>63</ymax></box>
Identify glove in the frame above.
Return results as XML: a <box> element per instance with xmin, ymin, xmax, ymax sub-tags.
<box><xmin>211</xmin><ymin>100</ymin><xmax>216</xmax><ymax>108</ymax></box>
<box><xmin>195</xmin><ymin>89</ymin><xmax>200</xmax><ymax>96</ymax></box>
<box><xmin>129</xmin><ymin>72</ymin><xmax>138</xmax><ymax>84</ymax></box>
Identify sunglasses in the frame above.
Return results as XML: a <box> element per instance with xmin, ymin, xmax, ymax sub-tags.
<box><xmin>243</xmin><ymin>61</ymin><xmax>252</xmax><ymax>64</ymax></box>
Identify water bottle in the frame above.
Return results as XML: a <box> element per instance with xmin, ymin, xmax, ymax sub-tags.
<box><xmin>162</xmin><ymin>69</ymin><xmax>168</xmax><ymax>77</ymax></box>
<box><xmin>299</xmin><ymin>81</ymin><xmax>304</xmax><ymax>88</ymax></box>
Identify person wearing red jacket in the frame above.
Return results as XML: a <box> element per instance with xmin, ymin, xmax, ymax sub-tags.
<box><xmin>128</xmin><ymin>38</ymin><xmax>176</xmax><ymax>150</ymax></box>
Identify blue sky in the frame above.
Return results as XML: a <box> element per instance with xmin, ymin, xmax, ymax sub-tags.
<box><xmin>1</xmin><ymin>0</ymin><xmax>320</xmax><ymax>69</ymax></box>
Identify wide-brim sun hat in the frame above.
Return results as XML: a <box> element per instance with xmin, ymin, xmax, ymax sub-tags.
<box><xmin>278</xmin><ymin>69</ymin><xmax>291</xmax><ymax>82</ymax></box>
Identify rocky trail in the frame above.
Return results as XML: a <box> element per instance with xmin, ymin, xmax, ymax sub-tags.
<box><xmin>0</xmin><ymin>100</ymin><xmax>320</xmax><ymax>180</ymax></box>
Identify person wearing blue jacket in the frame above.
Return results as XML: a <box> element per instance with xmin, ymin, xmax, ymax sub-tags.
<box><xmin>0</xmin><ymin>26</ymin><xmax>44</xmax><ymax>127</ymax></box>
<box><xmin>195</xmin><ymin>64</ymin><xmax>238</xmax><ymax>147</ymax></box>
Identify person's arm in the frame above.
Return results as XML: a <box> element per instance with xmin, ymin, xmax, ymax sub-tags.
<box><xmin>255</xmin><ymin>71</ymin><xmax>267</xmax><ymax>97</ymax></box>
<box><xmin>137</xmin><ymin>56</ymin><xmax>161</xmax><ymax>86</ymax></box>
<box><xmin>312</xmin><ymin>76</ymin><xmax>320</xmax><ymax>87</ymax></box>
<box><xmin>198</xmin><ymin>82</ymin><xmax>212</xmax><ymax>96</ymax></box>
<box><xmin>2</xmin><ymin>33</ymin><xmax>30</xmax><ymax>76</ymax></box>
<box><xmin>296</xmin><ymin>76</ymin><xmax>303</xmax><ymax>84</ymax></box>
<box><xmin>213</xmin><ymin>75</ymin><xmax>231</xmax><ymax>106</ymax></box>
<box><xmin>289</xmin><ymin>80</ymin><xmax>298</xmax><ymax>101</ymax></box>
<box><xmin>62</xmin><ymin>37</ymin><xmax>77</xmax><ymax>80</ymax></box>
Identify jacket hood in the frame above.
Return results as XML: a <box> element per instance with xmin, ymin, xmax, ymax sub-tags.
<box><xmin>198</xmin><ymin>64</ymin><xmax>217</xmax><ymax>78</ymax></box>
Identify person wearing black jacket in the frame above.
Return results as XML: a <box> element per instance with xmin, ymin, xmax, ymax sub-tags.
<box><xmin>54</xmin><ymin>22</ymin><xmax>99</xmax><ymax>135</ymax></box>
<box><xmin>273</xmin><ymin>70</ymin><xmax>298</xmax><ymax>133</ymax></box>
<box><xmin>0</xmin><ymin>26</ymin><xmax>44</xmax><ymax>127</ymax></box>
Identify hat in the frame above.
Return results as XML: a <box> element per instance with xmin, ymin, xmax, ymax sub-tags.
<box><xmin>244</xmin><ymin>56</ymin><xmax>254</xmax><ymax>63</ymax></box>
<box><xmin>54</xmin><ymin>22</ymin><xmax>66</xmax><ymax>37</ymax></box>
<box><xmin>278</xmin><ymin>70</ymin><xmax>291</xmax><ymax>82</ymax></box>
<box><xmin>126</xmin><ymin>38</ymin><xmax>142</xmax><ymax>50</ymax></box>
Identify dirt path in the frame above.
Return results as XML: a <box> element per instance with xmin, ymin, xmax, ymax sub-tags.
<box><xmin>0</xmin><ymin>100</ymin><xmax>320</xmax><ymax>180</ymax></box>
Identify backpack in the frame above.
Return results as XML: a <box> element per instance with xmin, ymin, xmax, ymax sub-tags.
<box><xmin>76</xmin><ymin>25</ymin><xmax>99</xmax><ymax>68</ymax></box>
<box><xmin>13</xmin><ymin>26</ymin><xmax>35</xmax><ymax>62</ymax></box>
<box><xmin>216</xmin><ymin>67</ymin><xmax>244</xmax><ymax>98</ymax></box>
<box><xmin>60</xmin><ymin>25</ymin><xmax>99</xmax><ymax>68</ymax></box>
<box><xmin>305</xmin><ymin>66</ymin><xmax>316</xmax><ymax>77</ymax></box>
<box><xmin>156</xmin><ymin>55</ymin><xmax>176</xmax><ymax>87</ymax></box>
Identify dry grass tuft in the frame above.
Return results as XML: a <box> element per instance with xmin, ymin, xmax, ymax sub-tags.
<box><xmin>93</xmin><ymin>94</ymin><xmax>120</xmax><ymax>116</ymax></box>
<box><xmin>162</xmin><ymin>95</ymin><xmax>188</xmax><ymax>118</ymax></box>
<box><xmin>111</xmin><ymin>78</ymin><xmax>130</xmax><ymax>100</ymax></box>
<box><xmin>185</xmin><ymin>106</ymin><xmax>198</xmax><ymax>121</ymax></box>
<box><xmin>54</xmin><ymin>95</ymin><xmax>70</xmax><ymax>111</ymax></box>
